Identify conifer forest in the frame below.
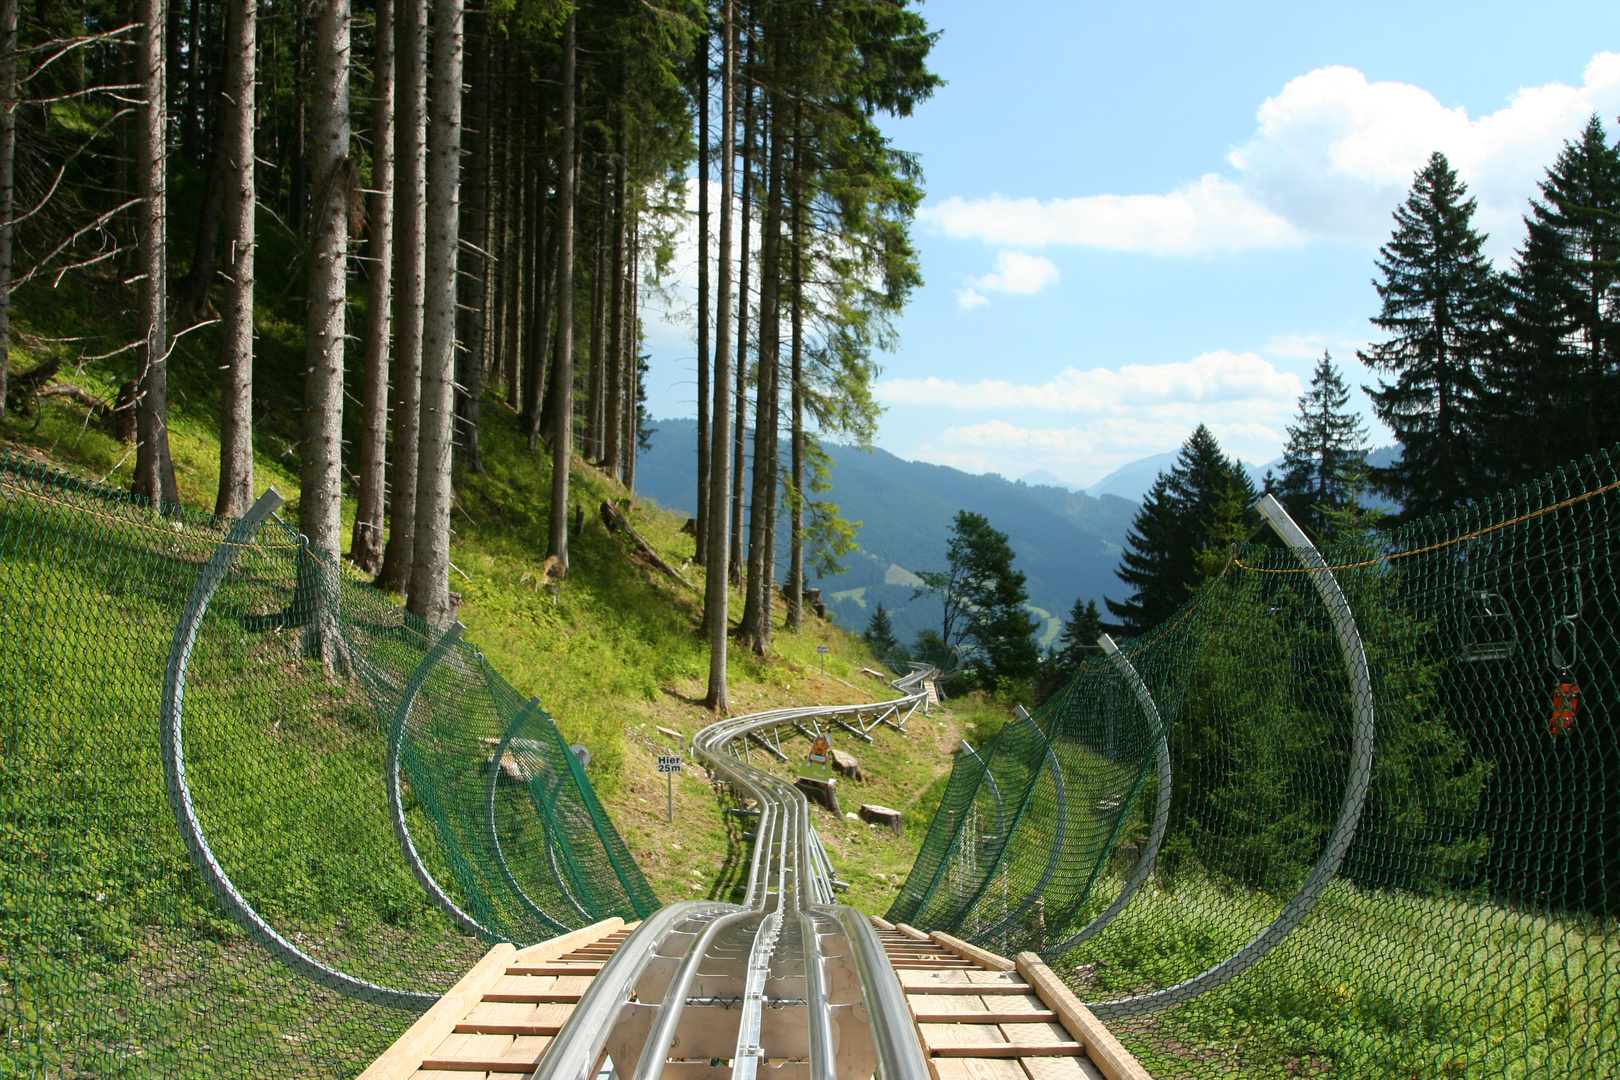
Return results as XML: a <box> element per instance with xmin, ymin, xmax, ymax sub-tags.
<box><xmin>0</xmin><ymin>0</ymin><xmax>938</xmax><ymax>706</ymax></box>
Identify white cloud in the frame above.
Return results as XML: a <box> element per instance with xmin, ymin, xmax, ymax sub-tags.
<box><xmin>955</xmin><ymin>286</ymin><xmax>989</xmax><ymax>311</ymax></box>
<box><xmin>907</xmin><ymin>417</ymin><xmax>1287</xmax><ymax>489</ymax></box>
<box><xmin>880</xmin><ymin>351</ymin><xmax>1302</xmax><ymax>486</ymax></box>
<box><xmin>955</xmin><ymin>250</ymin><xmax>1061</xmax><ymax>309</ymax></box>
<box><xmin>974</xmin><ymin>250</ymin><xmax>1062</xmax><ymax>293</ymax></box>
<box><xmin>878</xmin><ymin>349</ymin><xmax>1301</xmax><ymax>413</ymax></box>
<box><xmin>925</xmin><ymin>176</ymin><xmax>1301</xmax><ymax>255</ymax></box>
<box><xmin>923</xmin><ymin>52</ymin><xmax>1620</xmax><ymax>258</ymax></box>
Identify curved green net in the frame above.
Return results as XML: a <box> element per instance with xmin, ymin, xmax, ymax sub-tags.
<box><xmin>893</xmin><ymin>450</ymin><xmax>1620</xmax><ymax>1077</ymax></box>
<box><xmin>0</xmin><ymin>453</ymin><xmax>656</xmax><ymax>1079</ymax></box>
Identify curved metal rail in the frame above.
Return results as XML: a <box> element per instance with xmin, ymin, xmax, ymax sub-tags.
<box><xmin>1042</xmin><ymin>632</ymin><xmax>1172</xmax><ymax>955</ymax></box>
<box><xmin>160</xmin><ymin>488</ymin><xmax>436</xmax><ymax>1009</ymax></box>
<box><xmin>537</xmin><ymin>664</ymin><xmax>939</xmax><ymax>1080</ymax></box>
<box><xmin>1087</xmin><ymin>493</ymin><xmax>1376</xmax><ymax>1018</ymax></box>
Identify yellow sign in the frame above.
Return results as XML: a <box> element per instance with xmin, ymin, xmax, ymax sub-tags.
<box><xmin>800</xmin><ymin>735</ymin><xmax>834</xmax><ymax>783</ymax></box>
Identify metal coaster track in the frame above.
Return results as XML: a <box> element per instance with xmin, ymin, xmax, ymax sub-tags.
<box><xmin>534</xmin><ymin>664</ymin><xmax>942</xmax><ymax>1080</ymax></box>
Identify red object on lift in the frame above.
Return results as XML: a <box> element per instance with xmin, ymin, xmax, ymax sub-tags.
<box><xmin>1549</xmin><ymin>681</ymin><xmax>1580</xmax><ymax>737</ymax></box>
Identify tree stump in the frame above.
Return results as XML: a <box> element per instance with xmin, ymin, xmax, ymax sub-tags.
<box><xmin>859</xmin><ymin>803</ymin><xmax>904</xmax><ymax>836</ymax></box>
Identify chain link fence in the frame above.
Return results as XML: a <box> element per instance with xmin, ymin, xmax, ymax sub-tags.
<box><xmin>892</xmin><ymin>450</ymin><xmax>1620</xmax><ymax>1077</ymax></box>
<box><xmin>0</xmin><ymin>452</ymin><xmax>657</xmax><ymax>1078</ymax></box>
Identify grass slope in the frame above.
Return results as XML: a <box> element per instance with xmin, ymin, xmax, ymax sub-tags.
<box><xmin>0</xmin><ymin>354</ymin><xmax>985</xmax><ymax>914</ymax></box>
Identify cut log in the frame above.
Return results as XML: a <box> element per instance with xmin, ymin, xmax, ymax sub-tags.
<box><xmin>796</xmin><ymin>777</ymin><xmax>841</xmax><ymax>815</ymax></box>
<box><xmin>600</xmin><ymin>501</ymin><xmax>694</xmax><ymax>589</ymax></box>
<box><xmin>830</xmin><ymin>748</ymin><xmax>866</xmax><ymax>782</ymax></box>
<box><xmin>859</xmin><ymin>803</ymin><xmax>903</xmax><ymax>836</ymax></box>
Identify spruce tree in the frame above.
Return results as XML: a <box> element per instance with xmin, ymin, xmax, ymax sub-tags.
<box><xmin>1360</xmin><ymin>151</ymin><xmax>1500</xmax><ymax>518</ymax></box>
<box><xmin>1057</xmin><ymin>597</ymin><xmax>1102</xmax><ymax>668</ymax></box>
<box><xmin>863</xmin><ymin>602</ymin><xmax>899</xmax><ymax>660</ymax></box>
<box><xmin>1107</xmin><ymin>425</ymin><xmax>1256</xmax><ymax>636</ymax></box>
<box><xmin>916</xmin><ymin>511</ymin><xmax>1039</xmax><ymax>687</ymax></box>
<box><xmin>1276</xmin><ymin>351</ymin><xmax>1368</xmax><ymax>540</ymax></box>
<box><xmin>1482</xmin><ymin>116</ymin><xmax>1620</xmax><ymax>484</ymax></box>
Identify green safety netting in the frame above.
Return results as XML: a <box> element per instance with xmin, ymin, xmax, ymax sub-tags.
<box><xmin>892</xmin><ymin>449</ymin><xmax>1620</xmax><ymax>1077</ymax></box>
<box><xmin>0</xmin><ymin>452</ymin><xmax>657</xmax><ymax>1079</ymax></box>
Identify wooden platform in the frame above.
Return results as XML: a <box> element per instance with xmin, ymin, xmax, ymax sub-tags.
<box><xmin>357</xmin><ymin>917</ymin><xmax>632</xmax><ymax>1080</ymax></box>
<box><xmin>870</xmin><ymin>917</ymin><xmax>1152</xmax><ymax>1080</ymax></box>
<box><xmin>358</xmin><ymin>915</ymin><xmax>1150</xmax><ymax>1080</ymax></box>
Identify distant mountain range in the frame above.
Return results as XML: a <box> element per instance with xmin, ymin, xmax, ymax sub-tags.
<box><xmin>1069</xmin><ymin>444</ymin><xmax>1401</xmax><ymax>506</ymax></box>
<box><xmin>634</xmin><ymin>422</ymin><xmax>1400</xmax><ymax>649</ymax></box>
<box><xmin>634</xmin><ymin>420</ymin><xmax>1137</xmax><ymax>648</ymax></box>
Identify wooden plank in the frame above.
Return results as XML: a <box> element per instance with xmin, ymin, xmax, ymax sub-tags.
<box><xmin>894</xmin><ymin>922</ymin><xmax>933</xmax><ymax>941</ymax></box>
<box><xmin>870</xmin><ymin>914</ymin><xmax>899</xmax><ymax>931</ymax></box>
<box><xmin>418</xmin><ymin>1033</ymin><xmax>553</xmax><ymax>1073</ymax></box>
<box><xmin>356</xmin><ymin>943</ymin><xmax>517</xmax><ymax>1080</ymax></box>
<box><xmin>920</xmin><ymin>1022</ymin><xmax>1006</xmax><ymax>1048</ymax></box>
<box><xmin>930</xmin><ymin>1045</ymin><xmax>1084</xmax><ymax>1058</ymax></box>
<box><xmin>1019</xmin><ymin>1057</ymin><xmax>1106</xmax><ymax>1080</ymax></box>
<box><xmin>504</xmin><ymin>963</ymin><xmax>603</xmax><ymax>976</ymax></box>
<box><xmin>459</xmin><ymin>1001</ymin><xmax>572</xmax><ymax>1030</ymax></box>
<box><xmin>418</xmin><ymin>1059</ymin><xmax>543</xmax><ymax>1074</ymax></box>
<box><xmin>480</xmin><ymin>992</ymin><xmax>583</xmax><ymax>1005</ymax></box>
<box><xmin>508</xmin><ymin>917</ymin><xmax>626</xmax><ymax>965</ymax></box>
<box><xmin>931</xmin><ymin>931</ymin><xmax>1017</xmax><ymax>972</ymax></box>
<box><xmin>933</xmin><ymin>1057</ymin><xmax>1025</xmax><ymax>1080</ymax></box>
<box><xmin>904</xmin><ymin>984</ymin><xmax>1034</xmax><ymax>996</ymax></box>
<box><xmin>451</xmin><ymin>1023</ymin><xmax>564</xmax><ymax>1037</ymax></box>
<box><xmin>1014</xmin><ymin>953</ymin><xmax>1154</xmax><ymax>1080</ymax></box>
<box><xmin>997</xmin><ymin>1022</ymin><xmax>1073</xmax><ymax>1047</ymax></box>
<box><xmin>912</xmin><ymin>1012</ymin><xmax>1058</xmax><ymax>1024</ymax></box>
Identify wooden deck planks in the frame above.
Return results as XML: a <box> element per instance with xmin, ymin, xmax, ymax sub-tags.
<box><xmin>876</xmin><ymin>919</ymin><xmax>1153</xmax><ymax>1080</ymax></box>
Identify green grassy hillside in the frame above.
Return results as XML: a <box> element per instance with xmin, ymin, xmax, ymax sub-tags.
<box><xmin>1</xmin><ymin>334</ymin><xmax>991</xmax><ymax>916</ymax></box>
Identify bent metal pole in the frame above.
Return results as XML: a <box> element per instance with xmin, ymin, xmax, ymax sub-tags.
<box><xmin>161</xmin><ymin>489</ymin><xmax>436</xmax><ymax>1009</ymax></box>
<box><xmin>1087</xmin><ymin>493</ymin><xmax>1376</xmax><ymax>1018</ymax></box>
<box><xmin>1043</xmin><ymin>632</ymin><xmax>1172</xmax><ymax>955</ymax></box>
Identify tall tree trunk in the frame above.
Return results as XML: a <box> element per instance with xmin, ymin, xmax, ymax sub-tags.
<box><xmin>350</xmin><ymin>0</ymin><xmax>393</xmax><ymax>566</ymax></box>
<box><xmin>454</xmin><ymin>5</ymin><xmax>486</xmax><ymax>477</ymax></box>
<box><xmin>522</xmin><ymin>123</ymin><xmax>553</xmax><ymax>448</ymax></box>
<box><xmin>214</xmin><ymin>0</ymin><xmax>257</xmax><ymax>518</ymax></box>
<box><xmin>729</xmin><ymin>73</ymin><xmax>753</xmax><ymax>586</ymax></box>
<box><xmin>298</xmin><ymin>0</ymin><xmax>351</xmax><ymax>562</ymax></box>
<box><xmin>587</xmin><ymin>163</ymin><xmax>607</xmax><ymax>463</ymax></box>
<box><xmin>604</xmin><ymin>114</ymin><xmax>627</xmax><ymax>477</ymax></box>
<box><xmin>704</xmin><ymin>0</ymin><xmax>735</xmax><ymax>711</ymax></box>
<box><xmin>499</xmin><ymin>62</ymin><xmax>520</xmax><ymax>406</ymax></box>
<box><xmin>622</xmin><ymin>219</ymin><xmax>639</xmax><ymax>491</ymax></box>
<box><xmin>289</xmin><ymin>16</ymin><xmax>306</xmax><ymax>232</ymax></box>
<box><xmin>741</xmin><ymin>91</ymin><xmax>782</xmax><ymax>655</ymax></box>
<box><xmin>375</xmin><ymin>0</ymin><xmax>425</xmax><ymax>592</ymax></box>
<box><xmin>0</xmin><ymin>0</ymin><xmax>17</xmax><ymax>414</ymax></box>
<box><xmin>545</xmin><ymin>10</ymin><xmax>577</xmax><ymax>570</ymax></box>
<box><xmin>693</xmin><ymin>26</ymin><xmax>710</xmax><ymax>563</ymax></box>
<box><xmin>787</xmin><ymin>106</ymin><xmax>805</xmax><ymax>632</ymax></box>
<box><xmin>132</xmin><ymin>0</ymin><xmax>179</xmax><ymax>508</ymax></box>
<box><xmin>408</xmin><ymin>0</ymin><xmax>464</xmax><ymax>627</ymax></box>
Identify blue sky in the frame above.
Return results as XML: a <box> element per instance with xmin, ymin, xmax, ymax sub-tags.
<box><xmin>642</xmin><ymin>1</ymin><xmax>1620</xmax><ymax>489</ymax></box>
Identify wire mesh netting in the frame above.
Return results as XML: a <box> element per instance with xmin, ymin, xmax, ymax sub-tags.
<box><xmin>891</xmin><ymin>449</ymin><xmax>1620</xmax><ymax>1077</ymax></box>
<box><xmin>0</xmin><ymin>452</ymin><xmax>658</xmax><ymax>1078</ymax></box>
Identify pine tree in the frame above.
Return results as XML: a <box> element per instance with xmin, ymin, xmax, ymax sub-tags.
<box><xmin>1481</xmin><ymin>116</ymin><xmax>1620</xmax><ymax>485</ymax></box>
<box><xmin>916</xmin><ymin>511</ymin><xmax>1039</xmax><ymax>687</ymax></box>
<box><xmin>1275</xmin><ymin>351</ymin><xmax>1368</xmax><ymax>539</ymax></box>
<box><xmin>863</xmin><ymin>601</ymin><xmax>898</xmax><ymax>661</ymax></box>
<box><xmin>1360</xmin><ymin>151</ymin><xmax>1500</xmax><ymax>518</ymax></box>
<box><xmin>1107</xmin><ymin>425</ymin><xmax>1256</xmax><ymax>636</ymax></box>
<box><xmin>1055</xmin><ymin>597</ymin><xmax>1102</xmax><ymax>671</ymax></box>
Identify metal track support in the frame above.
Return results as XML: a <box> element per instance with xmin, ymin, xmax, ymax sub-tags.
<box><xmin>161</xmin><ymin>489</ymin><xmax>435</xmax><ymax>1010</ymax></box>
<box><xmin>1088</xmin><ymin>494</ymin><xmax>1376</xmax><ymax>1018</ymax></box>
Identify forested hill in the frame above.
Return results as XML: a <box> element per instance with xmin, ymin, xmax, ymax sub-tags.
<box><xmin>636</xmin><ymin>419</ymin><xmax>1138</xmax><ymax>645</ymax></box>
